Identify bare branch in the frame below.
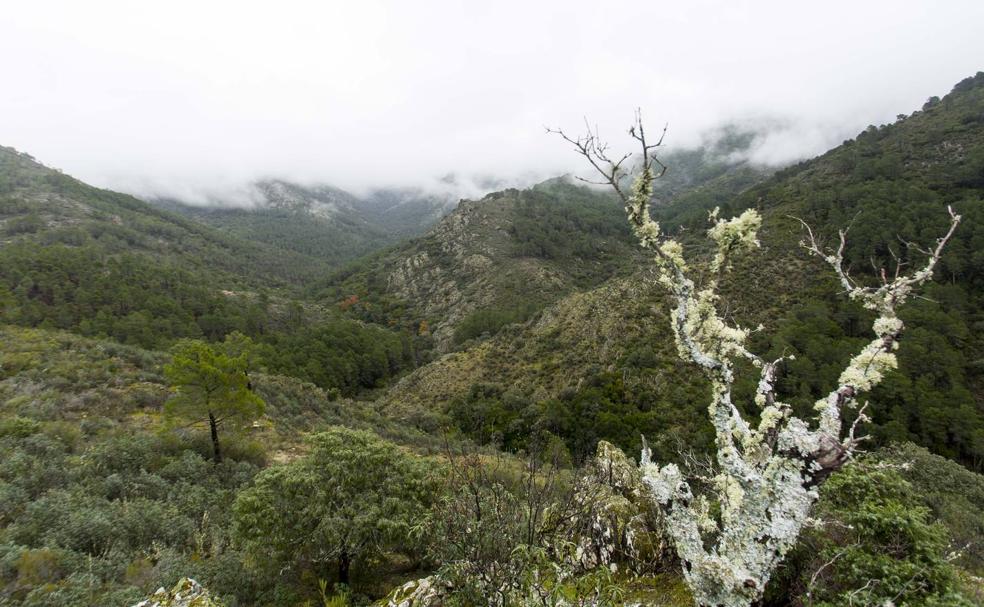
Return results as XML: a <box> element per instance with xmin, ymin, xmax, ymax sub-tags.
<box><xmin>792</xmin><ymin>216</ymin><xmax>858</xmax><ymax>293</ymax></box>
<box><xmin>545</xmin><ymin>124</ymin><xmax>632</xmax><ymax>203</ymax></box>
<box><xmin>556</xmin><ymin>109</ymin><xmax>962</xmax><ymax>607</ymax></box>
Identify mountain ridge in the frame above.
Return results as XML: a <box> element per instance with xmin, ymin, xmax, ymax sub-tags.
<box><xmin>375</xmin><ymin>72</ymin><xmax>984</xmax><ymax>469</ymax></box>
<box><xmin>150</xmin><ymin>180</ymin><xmax>458</xmax><ymax>267</ymax></box>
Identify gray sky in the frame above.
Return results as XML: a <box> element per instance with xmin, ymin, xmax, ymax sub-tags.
<box><xmin>2</xmin><ymin>1</ymin><xmax>983</xmax><ymax>203</ymax></box>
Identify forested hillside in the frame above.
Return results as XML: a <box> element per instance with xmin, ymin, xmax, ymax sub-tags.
<box><xmin>0</xmin><ymin>149</ymin><xmax>329</xmax><ymax>288</ymax></box>
<box><xmin>1</xmin><ymin>74</ymin><xmax>983</xmax><ymax>607</ymax></box>
<box><xmin>382</xmin><ymin>72</ymin><xmax>984</xmax><ymax>471</ymax></box>
<box><xmin>314</xmin><ymin>181</ymin><xmax>640</xmax><ymax>349</ymax></box>
<box><xmin>0</xmin><ymin>149</ymin><xmax>425</xmax><ymax>395</ymax></box>
<box><xmin>155</xmin><ymin>181</ymin><xmax>456</xmax><ymax>267</ymax></box>
<box><xmin>318</xmin><ymin>156</ymin><xmax>764</xmax><ymax>351</ymax></box>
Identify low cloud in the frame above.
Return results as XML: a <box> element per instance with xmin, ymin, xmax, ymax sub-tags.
<box><xmin>2</xmin><ymin>1</ymin><xmax>982</xmax><ymax>206</ymax></box>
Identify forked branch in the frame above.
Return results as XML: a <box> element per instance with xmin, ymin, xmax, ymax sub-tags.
<box><xmin>553</xmin><ymin>112</ymin><xmax>961</xmax><ymax>607</ymax></box>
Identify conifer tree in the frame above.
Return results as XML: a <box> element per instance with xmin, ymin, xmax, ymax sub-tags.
<box><xmin>164</xmin><ymin>335</ymin><xmax>265</xmax><ymax>463</ymax></box>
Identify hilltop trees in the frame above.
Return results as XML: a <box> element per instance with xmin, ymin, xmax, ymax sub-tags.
<box><xmin>164</xmin><ymin>333</ymin><xmax>265</xmax><ymax>463</ymax></box>
<box><xmin>551</xmin><ymin>113</ymin><xmax>960</xmax><ymax>606</ymax></box>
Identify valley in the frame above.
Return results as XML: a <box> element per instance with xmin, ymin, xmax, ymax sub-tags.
<box><xmin>1</xmin><ymin>73</ymin><xmax>983</xmax><ymax>606</ymax></box>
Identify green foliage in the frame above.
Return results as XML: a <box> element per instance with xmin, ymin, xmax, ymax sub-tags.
<box><xmin>3</xmin><ymin>213</ymin><xmax>44</xmax><ymax>235</ymax></box>
<box><xmin>165</xmin><ymin>336</ymin><xmax>264</xmax><ymax>417</ymax></box>
<box><xmin>0</xmin><ymin>325</ymin><xmax>446</xmax><ymax>606</ymax></box>
<box><xmin>0</xmin><ymin>416</ymin><xmax>41</xmax><ymax>439</ymax></box>
<box><xmin>0</xmin><ymin>422</ymin><xmax>260</xmax><ymax>607</ymax></box>
<box><xmin>420</xmin><ymin>442</ymin><xmax>613</xmax><ymax>606</ymax></box>
<box><xmin>232</xmin><ymin>427</ymin><xmax>435</xmax><ymax>589</ymax></box>
<box><xmin>448</xmin><ymin>372</ymin><xmax>710</xmax><ymax>464</ymax></box>
<box><xmin>772</xmin><ymin>456</ymin><xmax>974</xmax><ymax>606</ymax></box>
<box><xmin>0</xmin><ymin>243</ymin><xmax>265</xmax><ymax>348</ymax></box>
<box><xmin>448</xmin><ymin>383</ymin><xmax>534</xmax><ymax>450</ymax></box>
<box><xmin>163</xmin><ymin>200</ymin><xmax>391</xmax><ymax>267</ymax></box>
<box><xmin>261</xmin><ymin>322</ymin><xmax>416</xmax><ymax>395</ymax></box>
<box><xmin>0</xmin><ymin>237</ymin><xmax>422</xmax><ymax>398</ymax></box>
<box><xmin>879</xmin><ymin>443</ymin><xmax>984</xmax><ymax>574</ymax></box>
<box><xmin>164</xmin><ymin>335</ymin><xmax>265</xmax><ymax>462</ymax></box>
<box><xmin>453</xmin><ymin>304</ymin><xmax>539</xmax><ymax>344</ymax></box>
<box><xmin>510</xmin><ymin>183</ymin><xmax>631</xmax><ymax>272</ymax></box>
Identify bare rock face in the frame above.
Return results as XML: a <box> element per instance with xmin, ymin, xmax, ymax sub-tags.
<box><xmin>130</xmin><ymin>578</ymin><xmax>224</xmax><ymax>607</ymax></box>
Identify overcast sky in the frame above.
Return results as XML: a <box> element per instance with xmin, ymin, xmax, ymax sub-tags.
<box><xmin>2</xmin><ymin>1</ymin><xmax>983</xmax><ymax>203</ymax></box>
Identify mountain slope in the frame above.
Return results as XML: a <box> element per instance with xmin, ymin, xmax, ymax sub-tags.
<box><xmin>153</xmin><ymin>180</ymin><xmax>386</xmax><ymax>264</ymax></box>
<box><xmin>154</xmin><ymin>181</ymin><xmax>456</xmax><ymax>267</ymax></box>
<box><xmin>0</xmin><ymin>149</ymin><xmax>332</xmax><ymax>287</ymax></box>
<box><xmin>314</xmin><ymin>130</ymin><xmax>774</xmax><ymax>351</ymax></box>
<box><xmin>0</xmin><ymin>148</ymin><xmax>341</xmax><ymax>348</ymax></box>
<box><xmin>379</xmin><ymin>73</ymin><xmax>984</xmax><ymax>470</ymax></box>
<box><xmin>358</xmin><ymin>186</ymin><xmax>458</xmax><ymax>238</ymax></box>
<box><xmin>319</xmin><ymin>180</ymin><xmax>648</xmax><ymax>349</ymax></box>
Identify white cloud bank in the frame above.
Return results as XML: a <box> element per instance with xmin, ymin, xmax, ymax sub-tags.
<box><xmin>1</xmin><ymin>0</ymin><xmax>982</xmax><ymax>203</ymax></box>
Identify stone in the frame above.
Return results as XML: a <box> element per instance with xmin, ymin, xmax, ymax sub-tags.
<box><xmin>130</xmin><ymin>578</ymin><xmax>224</xmax><ymax>607</ymax></box>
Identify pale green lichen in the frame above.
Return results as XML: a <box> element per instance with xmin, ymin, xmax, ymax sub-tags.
<box><xmin>625</xmin><ymin>169</ymin><xmax>956</xmax><ymax>607</ymax></box>
<box><xmin>658</xmin><ymin>240</ymin><xmax>686</xmax><ymax>269</ymax></box>
<box><xmin>671</xmin><ymin>288</ymin><xmax>751</xmax><ymax>371</ymax></box>
<box><xmin>757</xmin><ymin>405</ymin><xmax>785</xmax><ymax>433</ymax></box>
<box><xmin>707</xmin><ymin>208</ymin><xmax>762</xmax><ymax>273</ymax></box>
<box><xmin>837</xmin><ymin>346</ymin><xmax>898</xmax><ymax>392</ymax></box>
<box><xmin>873</xmin><ymin>315</ymin><xmax>904</xmax><ymax>336</ymax></box>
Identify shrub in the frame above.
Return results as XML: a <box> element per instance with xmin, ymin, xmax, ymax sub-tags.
<box><xmin>772</xmin><ymin>458</ymin><xmax>973</xmax><ymax>606</ymax></box>
<box><xmin>0</xmin><ymin>416</ymin><xmax>41</xmax><ymax>438</ymax></box>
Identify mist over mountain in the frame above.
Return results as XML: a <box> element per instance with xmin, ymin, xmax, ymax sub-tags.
<box><xmin>2</xmin><ymin>1</ymin><xmax>984</xmax><ymax>605</ymax></box>
<box><xmin>4</xmin><ymin>2</ymin><xmax>983</xmax><ymax>205</ymax></box>
<box><xmin>150</xmin><ymin>180</ymin><xmax>458</xmax><ymax>265</ymax></box>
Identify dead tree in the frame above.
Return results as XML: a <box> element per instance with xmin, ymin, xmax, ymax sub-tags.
<box><xmin>550</xmin><ymin>114</ymin><xmax>961</xmax><ymax>607</ymax></box>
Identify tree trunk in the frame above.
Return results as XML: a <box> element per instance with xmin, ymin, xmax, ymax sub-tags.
<box><xmin>208</xmin><ymin>411</ymin><xmax>222</xmax><ymax>463</ymax></box>
<box><xmin>338</xmin><ymin>551</ymin><xmax>351</xmax><ymax>586</ymax></box>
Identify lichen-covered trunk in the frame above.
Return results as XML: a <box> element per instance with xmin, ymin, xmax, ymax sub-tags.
<box><xmin>659</xmin><ymin>459</ymin><xmax>816</xmax><ymax>607</ymax></box>
<box><xmin>555</xmin><ymin>115</ymin><xmax>960</xmax><ymax>607</ymax></box>
<box><xmin>647</xmin><ymin>390</ymin><xmax>817</xmax><ymax>607</ymax></box>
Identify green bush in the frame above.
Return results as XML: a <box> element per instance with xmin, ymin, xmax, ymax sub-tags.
<box><xmin>772</xmin><ymin>456</ymin><xmax>974</xmax><ymax>606</ymax></box>
<box><xmin>0</xmin><ymin>416</ymin><xmax>41</xmax><ymax>438</ymax></box>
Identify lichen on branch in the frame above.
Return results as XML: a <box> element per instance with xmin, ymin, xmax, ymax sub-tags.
<box><xmin>550</xmin><ymin>114</ymin><xmax>961</xmax><ymax>607</ymax></box>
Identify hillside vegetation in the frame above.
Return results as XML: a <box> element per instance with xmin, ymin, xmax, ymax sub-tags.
<box><xmin>0</xmin><ymin>74</ymin><xmax>982</xmax><ymax>606</ymax></box>
<box><xmin>155</xmin><ymin>180</ymin><xmax>456</xmax><ymax>267</ymax></box>
<box><xmin>380</xmin><ymin>73</ymin><xmax>984</xmax><ymax>472</ymax></box>
<box><xmin>0</xmin><ymin>325</ymin><xmax>445</xmax><ymax>606</ymax></box>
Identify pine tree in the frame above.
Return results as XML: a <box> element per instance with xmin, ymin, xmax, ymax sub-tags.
<box><xmin>164</xmin><ymin>335</ymin><xmax>265</xmax><ymax>463</ymax></box>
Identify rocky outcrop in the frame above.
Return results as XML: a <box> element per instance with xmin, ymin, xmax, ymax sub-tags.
<box><xmin>566</xmin><ymin>441</ymin><xmax>668</xmax><ymax>573</ymax></box>
<box><xmin>378</xmin><ymin>576</ymin><xmax>450</xmax><ymax>607</ymax></box>
<box><xmin>131</xmin><ymin>578</ymin><xmax>224</xmax><ymax>607</ymax></box>
<box><xmin>374</xmin><ymin>442</ymin><xmax>669</xmax><ymax>606</ymax></box>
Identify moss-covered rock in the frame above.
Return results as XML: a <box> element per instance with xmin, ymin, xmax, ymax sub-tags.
<box><xmin>565</xmin><ymin>441</ymin><xmax>668</xmax><ymax>573</ymax></box>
